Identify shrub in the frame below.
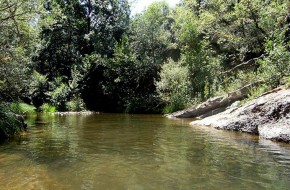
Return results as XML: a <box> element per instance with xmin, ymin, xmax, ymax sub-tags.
<box><xmin>10</xmin><ymin>102</ymin><xmax>36</xmax><ymax>115</ymax></box>
<box><xmin>40</xmin><ymin>103</ymin><xmax>57</xmax><ymax>113</ymax></box>
<box><xmin>0</xmin><ymin>102</ymin><xmax>26</xmax><ymax>140</ymax></box>
<box><xmin>258</xmin><ymin>35</ymin><xmax>290</xmax><ymax>87</ymax></box>
<box><xmin>66</xmin><ymin>96</ymin><xmax>86</xmax><ymax>112</ymax></box>
<box><xmin>48</xmin><ymin>81</ymin><xmax>71</xmax><ymax>111</ymax></box>
<box><xmin>156</xmin><ymin>59</ymin><xmax>191</xmax><ymax>113</ymax></box>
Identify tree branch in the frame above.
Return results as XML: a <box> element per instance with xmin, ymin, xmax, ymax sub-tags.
<box><xmin>223</xmin><ymin>54</ymin><xmax>266</xmax><ymax>74</ymax></box>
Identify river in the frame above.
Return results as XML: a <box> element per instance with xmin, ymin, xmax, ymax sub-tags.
<box><xmin>1</xmin><ymin>113</ymin><xmax>290</xmax><ymax>189</ymax></box>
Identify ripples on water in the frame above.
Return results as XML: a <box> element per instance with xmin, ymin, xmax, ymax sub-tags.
<box><xmin>1</xmin><ymin>114</ymin><xmax>290</xmax><ymax>190</ymax></box>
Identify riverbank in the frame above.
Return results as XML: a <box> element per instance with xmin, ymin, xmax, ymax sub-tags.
<box><xmin>169</xmin><ymin>86</ymin><xmax>290</xmax><ymax>143</ymax></box>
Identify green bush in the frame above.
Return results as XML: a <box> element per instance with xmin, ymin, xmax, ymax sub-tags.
<box><xmin>284</xmin><ymin>76</ymin><xmax>290</xmax><ymax>89</ymax></box>
<box><xmin>258</xmin><ymin>36</ymin><xmax>290</xmax><ymax>87</ymax></box>
<box><xmin>242</xmin><ymin>84</ymin><xmax>270</xmax><ymax>104</ymax></box>
<box><xmin>48</xmin><ymin>80</ymin><xmax>71</xmax><ymax>111</ymax></box>
<box><xmin>40</xmin><ymin>103</ymin><xmax>57</xmax><ymax>113</ymax></box>
<box><xmin>0</xmin><ymin>102</ymin><xmax>25</xmax><ymax>140</ymax></box>
<box><xmin>66</xmin><ymin>96</ymin><xmax>86</xmax><ymax>112</ymax></box>
<box><xmin>10</xmin><ymin>102</ymin><xmax>36</xmax><ymax>115</ymax></box>
<box><xmin>156</xmin><ymin>59</ymin><xmax>191</xmax><ymax>113</ymax></box>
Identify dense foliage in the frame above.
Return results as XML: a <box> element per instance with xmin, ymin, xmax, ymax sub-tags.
<box><xmin>1</xmin><ymin>0</ymin><xmax>290</xmax><ymax>121</ymax></box>
<box><xmin>0</xmin><ymin>0</ymin><xmax>42</xmax><ymax>139</ymax></box>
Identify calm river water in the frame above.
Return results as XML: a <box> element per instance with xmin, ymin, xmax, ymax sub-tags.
<box><xmin>1</xmin><ymin>114</ymin><xmax>290</xmax><ymax>189</ymax></box>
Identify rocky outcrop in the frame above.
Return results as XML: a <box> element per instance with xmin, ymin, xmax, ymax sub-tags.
<box><xmin>168</xmin><ymin>82</ymin><xmax>262</xmax><ymax>118</ymax></box>
<box><xmin>190</xmin><ymin>87</ymin><xmax>290</xmax><ymax>143</ymax></box>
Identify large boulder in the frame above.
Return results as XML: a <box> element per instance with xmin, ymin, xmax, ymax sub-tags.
<box><xmin>190</xmin><ymin>87</ymin><xmax>290</xmax><ymax>143</ymax></box>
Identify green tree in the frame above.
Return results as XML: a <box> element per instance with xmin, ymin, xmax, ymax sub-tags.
<box><xmin>131</xmin><ymin>1</ymin><xmax>175</xmax><ymax>65</ymax></box>
<box><xmin>82</xmin><ymin>1</ymin><xmax>175</xmax><ymax>113</ymax></box>
<box><xmin>0</xmin><ymin>0</ymin><xmax>43</xmax><ymax>139</ymax></box>
<box><xmin>172</xmin><ymin>4</ymin><xmax>221</xmax><ymax>101</ymax></box>
<box><xmin>258</xmin><ymin>31</ymin><xmax>290</xmax><ymax>87</ymax></box>
<box><xmin>156</xmin><ymin>59</ymin><xmax>191</xmax><ymax>113</ymax></box>
<box><xmin>0</xmin><ymin>0</ymin><xmax>43</xmax><ymax>101</ymax></box>
<box><xmin>188</xmin><ymin>0</ymin><xmax>289</xmax><ymax>72</ymax></box>
<box><xmin>33</xmin><ymin>0</ymin><xmax>130</xmax><ymax>111</ymax></box>
<box><xmin>172</xmin><ymin>0</ymin><xmax>290</xmax><ymax>101</ymax></box>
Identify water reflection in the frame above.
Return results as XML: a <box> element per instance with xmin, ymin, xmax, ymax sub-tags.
<box><xmin>1</xmin><ymin>114</ymin><xmax>290</xmax><ymax>189</ymax></box>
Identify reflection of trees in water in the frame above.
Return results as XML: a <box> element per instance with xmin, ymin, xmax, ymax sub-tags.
<box><xmin>23</xmin><ymin>114</ymin><xmax>86</xmax><ymax>169</ymax></box>
<box><xmin>2</xmin><ymin>114</ymin><xmax>290</xmax><ymax>189</ymax></box>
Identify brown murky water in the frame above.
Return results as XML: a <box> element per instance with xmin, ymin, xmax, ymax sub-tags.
<box><xmin>1</xmin><ymin>113</ymin><xmax>290</xmax><ymax>190</ymax></box>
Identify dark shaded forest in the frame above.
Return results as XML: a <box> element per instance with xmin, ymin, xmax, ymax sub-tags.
<box><xmin>1</xmin><ymin>0</ymin><xmax>290</xmax><ymax>138</ymax></box>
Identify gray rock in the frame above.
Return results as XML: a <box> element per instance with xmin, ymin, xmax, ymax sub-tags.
<box><xmin>190</xmin><ymin>88</ymin><xmax>290</xmax><ymax>143</ymax></box>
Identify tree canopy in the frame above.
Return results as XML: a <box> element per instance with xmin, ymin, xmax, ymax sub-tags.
<box><xmin>1</xmin><ymin>0</ymin><xmax>290</xmax><ymax>113</ymax></box>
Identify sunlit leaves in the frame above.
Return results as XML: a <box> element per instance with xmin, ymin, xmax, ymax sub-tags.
<box><xmin>156</xmin><ymin>59</ymin><xmax>191</xmax><ymax>113</ymax></box>
<box><xmin>0</xmin><ymin>0</ymin><xmax>43</xmax><ymax>101</ymax></box>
